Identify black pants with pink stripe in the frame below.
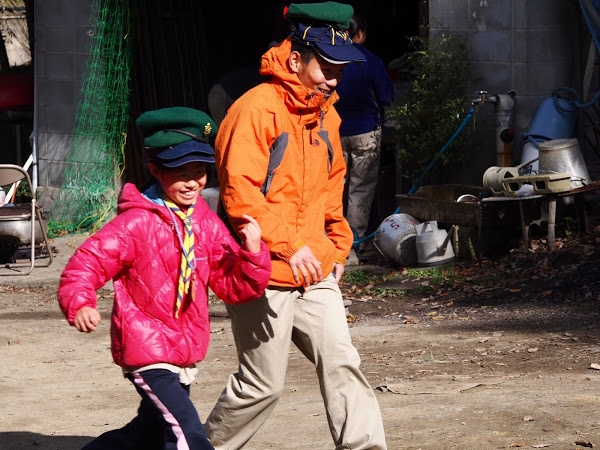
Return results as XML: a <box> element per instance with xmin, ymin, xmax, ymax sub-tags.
<box><xmin>81</xmin><ymin>368</ymin><xmax>214</xmax><ymax>450</ymax></box>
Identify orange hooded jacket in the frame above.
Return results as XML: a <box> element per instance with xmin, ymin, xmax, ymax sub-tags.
<box><xmin>215</xmin><ymin>37</ymin><xmax>353</xmax><ymax>287</ymax></box>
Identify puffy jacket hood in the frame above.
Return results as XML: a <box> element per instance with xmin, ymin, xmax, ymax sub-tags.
<box><xmin>259</xmin><ymin>38</ymin><xmax>339</xmax><ymax>120</ymax></box>
<box><xmin>120</xmin><ymin>182</ymin><xmax>172</xmax><ymax>220</ymax></box>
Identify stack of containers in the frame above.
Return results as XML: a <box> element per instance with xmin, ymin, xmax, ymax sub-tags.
<box><xmin>519</xmin><ymin>96</ymin><xmax>578</xmax><ymax>174</ymax></box>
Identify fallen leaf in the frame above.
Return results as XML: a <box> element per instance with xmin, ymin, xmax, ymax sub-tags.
<box><xmin>403</xmin><ymin>316</ymin><xmax>419</xmax><ymax>324</ymax></box>
<box><xmin>590</xmin><ymin>363</ymin><xmax>600</xmax><ymax>370</ymax></box>
<box><xmin>574</xmin><ymin>440</ymin><xmax>594</xmax><ymax>448</ymax></box>
<box><xmin>522</xmin><ymin>415</ymin><xmax>534</xmax><ymax>422</ymax></box>
<box><xmin>506</xmin><ymin>288</ymin><xmax>521</xmax><ymax>293</ymax></box>
<box><xmin>532</xmin><ymin>444</ymin><xmax>550</xmax><ymax>448</ymax></box>
<box><xmin>541</xmin><ymin>290</ymin><xmax>553</xmax><ymax>296</ymax></box>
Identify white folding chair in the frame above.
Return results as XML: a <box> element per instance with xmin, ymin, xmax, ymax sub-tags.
<box><xmin>0</xmin><ymin>164</ymin><xmax>53</xmax><ymax>275</ymax></box>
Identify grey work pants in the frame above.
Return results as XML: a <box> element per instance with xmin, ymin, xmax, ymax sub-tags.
<box><xmin>342</xmin><ymin>127</ymin><xmax>383</xmax><ymax>249</ymax></box>
<box><xmin>205</xmin><ymin>274</ymin><xmax>387</xmax><ymax>450</ymax></box>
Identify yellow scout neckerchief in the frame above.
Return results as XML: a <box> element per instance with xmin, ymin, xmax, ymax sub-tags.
<box><xmin>163</xmin><ymin>197</ymin><xmax>196</xmax><ymax>318</ymax></box>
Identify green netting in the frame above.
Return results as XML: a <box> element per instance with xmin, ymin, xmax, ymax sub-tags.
<box><xmin>50</xmin><ymin>0</ymin><xmax>131</xmax><ymax>234</ymax></box>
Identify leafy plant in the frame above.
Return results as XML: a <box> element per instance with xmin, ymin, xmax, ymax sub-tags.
<box><xmin>563</xmin><ymin>216</ymin><xmax>573</xmax><ymax>237</ymax></box>
<box><xmin>341</xmin><ymin>269</ymin><xmax>402</xmax><ymax>300</ymax></box>
<box><xmin>388</xmin><ymin>23</ymin><xmax>474</xmax><ymax>185</ymax></box>
<box><xmin>1</xmin><ymin>181</ymin><xmax>31</xmax><ymax>204</ymax></box>
<box><xmin>403</xmin><ymin>265</ymin><xmax>454</xmax><ymax>288</ymax></box>
<box><xmin>46</xmin><ymin>220</ymin><xmax>79</xmax><ymax>239</ymax></box>
<box><xmin>374</xmin><ymin>288</ymin><xmax>407</xmax><ymax>298</ymax></box>
<box><xmin>342</xmin><ymin>269</ymin><xmax>377</xmax><ymax>285</ymax></box>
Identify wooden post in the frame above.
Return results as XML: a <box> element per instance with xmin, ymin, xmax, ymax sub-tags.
<box><xmin>518</xmin><ymin>200</ymin><xmax>529</xmax><ymax>249</ymax></box>
<box><xmin>547</xmin><ymin>196</ymin><xmax>556</xmax><ymax>250</ymax></box>
<box><xmin>503</xmin><ymin>142</ymin><xmax>511</xmax><ymax>167</ymax></box>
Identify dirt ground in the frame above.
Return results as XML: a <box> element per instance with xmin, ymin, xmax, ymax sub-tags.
<box><xmin>1</xmin><ymin>225</ymin><xmax>600</xmax><ymax>450</ymax></box>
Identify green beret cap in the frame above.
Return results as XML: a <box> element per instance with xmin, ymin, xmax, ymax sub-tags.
<box><xmin>285</xmin><ymin>2</ymin><xmax>354</xmax><ymax>29</ymax></box>
<box><xmin>135</xmin><ymin>106</ymin><xmax>218</xmax><ymax>149</ymax></box>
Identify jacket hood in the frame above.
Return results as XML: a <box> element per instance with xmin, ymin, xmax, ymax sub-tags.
<box><xmin>259</xmin><ymin>37</ymin><xmax>339</xmax><ymax>117</ymax></box>
<box><xmin>117</xmin><ymin>183</ymin><xmax>168</xmax><ymax>220</ymax></box>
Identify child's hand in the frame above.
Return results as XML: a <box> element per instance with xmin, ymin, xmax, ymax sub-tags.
<box><xmin>74</xmin><ymin>306</ymin><xmax>102</xmax><ymax>333</ymax></box>
<box><xmin>239</xmin><ymin>214</ymin><xmax>262</xmax><ymax>254</ymax></box>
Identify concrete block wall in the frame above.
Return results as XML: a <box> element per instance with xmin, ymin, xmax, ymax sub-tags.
<box><xmin>429</xmin><ymin>0</ymin><xmax>592</xmax><ymax>186</ymax></box>
<box><xmin>31</xmin><ymin>0</ymin><xmax>597</xmax><ymax>206</ymax></box>
<box><xmin>33</xmin><ymin>0</ymin><xmax>92</xmax><ymax>206</ymax></box>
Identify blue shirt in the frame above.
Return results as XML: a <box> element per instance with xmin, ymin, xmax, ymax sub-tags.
<box><xmin>335</xmin><ymin>43</ymin><xmax>395</xmax><ymax>136</ymax></box>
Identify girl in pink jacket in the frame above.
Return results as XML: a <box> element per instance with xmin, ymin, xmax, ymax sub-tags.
<box><xmin>57</xmin><ymin>107</ymin><xmax>271</xmax><ymax>450</ymax></box>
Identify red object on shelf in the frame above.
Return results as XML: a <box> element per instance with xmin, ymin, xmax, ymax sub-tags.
<box><xmin>0</xmin><ymin>72</ymin><xmax>34</xmax><ymax>111</ymax></box>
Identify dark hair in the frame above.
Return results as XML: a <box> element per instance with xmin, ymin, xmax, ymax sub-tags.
<box><xmin>145</xmin><ymin>150</ymin><xmax>166</xmax><ymax>169</ymax></box>
<box><xmin>291</xmin><ymin>41</ymin><xmax>318</xmax><ymax>64</ymax></box>
<box><xmin>347</xmin><ymin>12</ymin><xmax>367</xmax><ymax>40</ymax></box>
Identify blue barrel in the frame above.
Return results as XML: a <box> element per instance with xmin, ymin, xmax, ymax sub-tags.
<box><xmin>527</xmin><ymin>97</ymin><xmax>577</xmax><ymax>140</ymax></box>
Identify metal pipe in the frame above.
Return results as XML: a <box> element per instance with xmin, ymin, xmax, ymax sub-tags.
<box><xmin>489</xmin><ymin>92</ymin><xmax>517</xmax><ymax>167</ymax></box>
<box><xmin>32</xmin><ymin>51</ymin><xmax>38</xmax><ymax>192</ymax></box>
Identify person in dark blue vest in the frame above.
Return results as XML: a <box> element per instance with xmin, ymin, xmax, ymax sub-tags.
<box><xmin>335</xmin><ymin>11</ymin><xmax>395</xmax><ymax>264</ymax></box>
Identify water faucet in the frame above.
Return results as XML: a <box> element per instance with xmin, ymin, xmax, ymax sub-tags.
<box><xmin>471</xmin><ymin>90</ymin><xmax>490</xmax><ymax>107</ymax></box>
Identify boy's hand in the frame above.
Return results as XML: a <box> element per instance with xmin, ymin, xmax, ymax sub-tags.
<box><xmin>74</xmin><ymin>306</ymin><xmax>102</xmax><ymax>333</ymax></box>
<box><xmin>239</xmin><ymin>214</ymin><xmax>262</xmax><ymax>254</ymax></box>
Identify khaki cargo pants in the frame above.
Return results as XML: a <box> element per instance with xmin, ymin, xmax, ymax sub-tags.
<box><xmin>205</xmin><ymin>274</ymin><xmax>387</xmax><ymax>450</ymax></box>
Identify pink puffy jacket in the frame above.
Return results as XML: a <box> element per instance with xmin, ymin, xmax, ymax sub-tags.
<box><xmin>57</xmin><ymin>183</ymin><xmax>271</xmax><ymax>369</ymax></box>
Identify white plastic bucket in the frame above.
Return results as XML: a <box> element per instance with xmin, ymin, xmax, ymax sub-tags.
<box><xmin>373</xmin><ymin>213</ymin><xmax>420</xmax><ymax>266</ymax></box>
<box><xmin>520</xmin><ymin>141</ymin><xmax>539</xmax><ymax>173</ymax></box>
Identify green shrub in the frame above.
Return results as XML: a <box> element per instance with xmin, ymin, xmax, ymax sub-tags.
<box><xmin>388</xmin><ymin>23</ymin><xmax>474</xmax><ymax>185</ymax></box>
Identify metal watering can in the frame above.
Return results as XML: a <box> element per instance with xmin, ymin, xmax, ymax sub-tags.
<box><xmin>415</xmin><ymin>221</ymin><xmax>456</xmax><ymax>266</ymax></box>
